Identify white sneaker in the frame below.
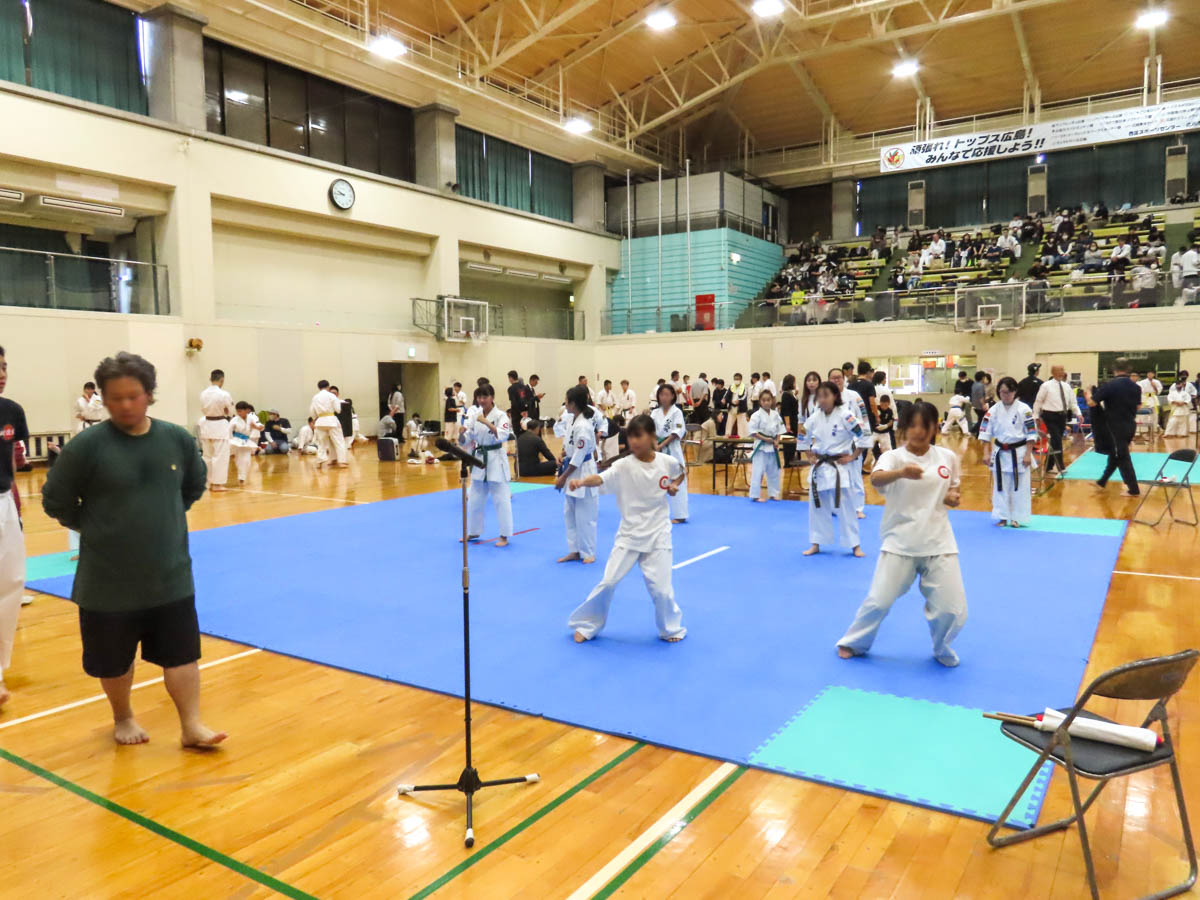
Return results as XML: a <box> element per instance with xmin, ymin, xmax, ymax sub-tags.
<box><xmin>21</xmin><ymin>594</ymin><xmax>33</xmax><ymax>606</ymax></box>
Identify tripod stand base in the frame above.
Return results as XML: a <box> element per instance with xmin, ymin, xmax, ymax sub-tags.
<box><xmin>398</xmin><ymin>769</ymin><xmax>541</xmax><ymax>847</ymax></box>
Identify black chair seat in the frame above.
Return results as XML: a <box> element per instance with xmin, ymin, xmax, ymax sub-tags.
<box><xmin>1001</xmin><ymin>709</ymin><xmax>1173</xmax><ymax>778</ymax></box>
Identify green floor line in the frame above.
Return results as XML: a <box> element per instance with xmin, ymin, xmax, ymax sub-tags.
<box><xmin>407</xmin><ymin>741</ymin><xmax>646</xmax><ymax>900</ymax></box>
<box><xmin>591</xmin><ymin>765</ymin><xmax>748</xmax><ymax>900</ymax></box>
<box><xmin>0</xmin><ymin>746</ymin><xmax>317</xmax><ymax>900</ymax></box>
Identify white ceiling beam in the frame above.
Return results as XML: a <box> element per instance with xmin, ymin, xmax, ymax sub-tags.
<box><xmin>1010</xmin><ymin>11</ymin><xmax>1038</xmax><ymax>89</ymax></box>
<box><xmin>788</xmin><ymin>59</ymin><xmax>843</xmax><ymax>130</ymax></box>
<box><xmin>478</xmin><ymin>0</ymin><xmax>606</xmax><ymax>76</ymax></box>
<box><xmin>532</xmin><ymin>0</ymin><xmax>687</xmax><ymax>82</ymax></box>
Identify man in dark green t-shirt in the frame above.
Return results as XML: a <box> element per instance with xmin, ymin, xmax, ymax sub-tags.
<box><xmin>42</xmin><ymin>352</ymin><xmax>226</xmax><ymax>749</ymax></box>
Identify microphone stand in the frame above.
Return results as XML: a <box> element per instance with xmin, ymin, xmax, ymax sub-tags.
<box><xmin>397</xmin><ymin>443</ymin><xmax>539</xmax><ymax>847</ymax></box>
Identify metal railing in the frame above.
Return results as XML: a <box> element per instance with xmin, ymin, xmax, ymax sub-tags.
<box><xmin>0</xmin><ymin>246</ymin><xmax>170</xmax><ymax>316</ymax></box>
<box><xmin>412</xmin><ymin>297</ymin><xmax>582</xmax><ymax>341</ymax></box>
<box><xmin>601</xmin><ymin>278</ymin><xmax>1194</xmax><ymax>336</ymax></box>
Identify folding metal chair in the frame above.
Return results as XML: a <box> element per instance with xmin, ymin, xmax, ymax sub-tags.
<box><xmin>1132</xmin><ymin>449</ymin><xmax>1198</xmax><ymax>527</ymax></box>
<box><xmin>987</xmin><ymin>650</ymin><xmax>1200</xmax><ymax>900</ymax></box>
<box><xmin>682</xmin><ymin>423</ymin><xmax>704</xmax><ymax>465</ymax></box>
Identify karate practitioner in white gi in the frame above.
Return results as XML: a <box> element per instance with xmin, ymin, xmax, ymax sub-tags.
<box><xmin>556</xmin><ymin>385</ymin><xmax>599</xmax><ymax>563</ymax></box>
<box><xmin>651</xmin><ymin>383</ymin><xmax>688</xmax><ymax>523</ymax></box>
<box><xmin>747</xmin><ymin>389</ymin><xmax>784</xmax><ymax>501</ymax></box>
<box><xmin>460</xmin><ymin>384</ymin><xmax>513</xmax><ymax>546</ymax></box>
<box><xmin>198</xmin><ymin>369</ymin><xmax>234</xmax><ymax>491</ymax></box>
<box><xmin>837</xmin><ymin>400</ymin><xmax>968</xmax><ymax>667</ymax></box>
<box><xmin>828</xmin><ymin>368</ymin><xmax>872</xmax><ymax>518</ymax></box>
<box><xmin>567</xmin><ymin>414</ymin><xmax>687</xmax><ymax>643</ymax></box>
<box><xmin>804</xmin><ymin>380</ymin><xmax>865</xmax><ymax>557</ymax></box>
<box><xmin>619</xmin><ymin>380</ymin><xmax>637</xmax><ymax>419</ymax></box>
<box><xmin>0</xmin><ymin>346</ymin><xmax>28</xmax><ymax>710</ymax></box>
<box><xmin>73</xmin><ymin>382</ymin><xmax>104</xmax><ymax>433</ymax></box>
<box><xmin>941</xmin><ymin>393</ymin><xmax>971</xmax><ymax>436</ymax></box>
<box><xmin>979</xmin><ymin>376</ymin><xmax>1037</xmax><ymax>527</ymax></box>
<box><xmin>309</xmin><ymin>379</ymin><xmax>347</xmax><ymax>468</ymax></box>
<box><xmin>229</xmin><ymin>402</ymin><xmax>263</xmax><ymax>483</ymax></box>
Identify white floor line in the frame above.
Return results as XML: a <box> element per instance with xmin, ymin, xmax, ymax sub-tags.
<box><xmin>673</xmin><ymin>546</ymin><xmax>730</xmax><ymax>570</ymax></box>
<box><xmin>1113</xmin><ymin>570</ymin><xmax>1200</xmax><ymax>582</ymax></box>
<box><xmin>234</xmin><ymin>487</ymin><xmax>365</xmax><ymax>505</ymax></box>
<box><xmin>564</xmin><ymin>761</ymin><xmax>738</xmax><ymax>900</ymax></box>
<box><xmin>0</xmin><ymin>648</ymin><xmax>262</xmax><ymax>731</ymax></box>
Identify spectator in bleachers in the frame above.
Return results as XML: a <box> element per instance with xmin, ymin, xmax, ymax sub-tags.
<box><xmin>1170</xmin><ymin>245</ymin><xmax>1187</xmax><ymax>290</ymax></box>
<box><xmin>1108</xmin><ymin>236</ymin><xmax>1133</xmax><ymax>267</ymax></box>
<box><xmin>1008</xmin><ymin>213</ymin><xmax>1024</xmax><ymax>234</ymax></box>
<box><xmin>906</xmin><ymin>230</ymin><xmax>923</xmax><ymax>253</ymax></box>
<box><xmin>995</xmin><ymin>228</ymin><xmax>1020</xmax><ymax>261</ymax></box>
<box><xmin>1129</xmin><ymin>258</ymin><xmax>1160</xmax><ymax>307</ymax></box>
<box><xmin>1082</xmin><ymin>241</ymin><xmax>1105</xmax><ymax>273</ymax></box>
<box><xmin>869</xmin><ymin>227</ymin><xmax>888</xmax><ymax>260</ymax></box>
<box><xmin>1179</xmin><ymin>243</ymin><xmax>1200</xmax><ymax>290</ymax></box>
<box><xmin>928</xmin><ymin>231</ymin><xmax>947</xmax><ymax>267</ymax></box>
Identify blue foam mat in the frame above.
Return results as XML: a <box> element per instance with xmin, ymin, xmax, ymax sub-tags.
<box><xmin>28</xmin><ymin>489</ymin><xmax>1123</xmax><ymax>827</ymax></box>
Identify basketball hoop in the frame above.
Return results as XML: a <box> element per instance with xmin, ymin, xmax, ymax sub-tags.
<box><xmin>981</xmin><ymin>318</ymin><xmax>996</xmax><ymax>336</ymax></box>
<box><xmin>470</xmin><ymin>331</ymin><xmax>487</xmax><ymax>347</ymax></box>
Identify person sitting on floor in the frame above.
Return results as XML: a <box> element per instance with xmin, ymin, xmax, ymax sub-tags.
<box><xmin>517</xmin><ymin>419</ymin><xmax>558</xmax><ymax>477</ymax></box>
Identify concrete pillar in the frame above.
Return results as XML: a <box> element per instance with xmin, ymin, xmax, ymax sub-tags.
<box><xmin>831</xmin><ymin>178</ymin><xmax>856</xmax><ymax>240</ymax></box>
<box><xmin>572</xmin><ymin>162</ymin><xmax>605</xmax><ymax>231</ymax></box>
<box><xmin>414</xmin><ymin>103</ymin><xmax>460</xmax><ymax>192</ymax></box>
<box><xmin>142</xmin><ymin>4</ymin><xmax>209</xmax><ymax>130</ymax></box>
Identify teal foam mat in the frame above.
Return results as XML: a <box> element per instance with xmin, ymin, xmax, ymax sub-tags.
<box><xmin>1023</xmin><ymin>515</ymin><xmax>1126</xmax><ymax>536</ymax></box>
<box><xmin>1064</xmin><ymin>450</ymin><xmax>1192</xmax><ymax>483</ymax></box>
<box><xmin>750</xmin><ymin>686</ymin><xmax>1050</xmax><ymax>827</ymax></box>
<box><xmin>25</xmin><ymin>550</ymin><xmax>77</xmax><ymax>582</ymax></box>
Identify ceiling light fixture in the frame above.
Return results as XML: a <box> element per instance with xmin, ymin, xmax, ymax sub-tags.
<box><xmin>562</xmin><ymin>116</ymin><xmax>593</xmax><ymax>135</ymax></box>
<box><xmin>751</xmin><ymin>0</ymin><xmax>785</xmax><ymax>17</ymax></box>
<box><xmin>368</xmin><ymin>34</ymin><xmax>407</xmax><ymax>59</ymax></box>
<box><xmin>892</xmin><ymin>59</ymin><xmax>920</xmax><ymax>78</ymax></box>
<box><xmin>646</xmin><ymin>9</ymin><xmax>676</xmax><ymax>31</ymax></box>
<box><xmin>1135</xmin><ymin>8</ymin><xmax>1168</xmax><ymax>29</ymax></box>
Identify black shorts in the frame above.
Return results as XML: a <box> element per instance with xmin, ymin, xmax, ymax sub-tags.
<box><xmin>79</xmin><ymin>596</ymin><xmax>202</xmax><ymax>678</ymax></box>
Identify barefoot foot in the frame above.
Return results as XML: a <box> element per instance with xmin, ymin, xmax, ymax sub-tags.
<box><xmin>557</xmin><ymin>552</ymin><xmax>581</xmax><ymax>563</ymax></box>
<box><xmin>663</xmin><ymin>633</ymin><xmax>686</xmax><ymax>642</ymax></box>
<box><xmin>114</xmin><ymin>718</ymin><xmax>150</xmax><ymax>745</ymax></box>
<box><xmin>671</xmin><ymin>518</ymin><xmax>687</xmax><ymax>524</ymax></box>
<box><xmin>574</xmin><ymin>631</ymin><xmax>588</xmax><ymax>643</ymax></box>
<box><xmin>836</xmin><ymin>646</ymin><xmax>855</xmax><ymax>659</ymax></box>
<box><xmin>802</xmin><ymin>544</ymin><xmax>820</xmax><ymax>556</ymax></box>
<box><xmin>852</xmin><ymin>546</ymin><xmax>865</xmax><ymax>558</ymax></box>
<box><xmin>181</xmin><ymin>725</ymin><xmax>227</xmax><ymax>749</ymax></box>
<box><xmin>581</xmin><ymin>557</ymin><xmax>596</xmax><ymax>564</ymax></box>
<box><xmin>856</xmin><ymin>510</ymin><xmax>867</xmax><ymax>519</ymax></box>
<box><xmin>496</xmin><ymin>537</ymin><xmax>509</xmax><ymax>547</ymax></box>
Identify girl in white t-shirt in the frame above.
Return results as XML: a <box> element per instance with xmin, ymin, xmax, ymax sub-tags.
<box><xmin>567</xmin><ymin>415</ymin><xmax>687</xmax><ymax>643</ymax></box>
<box><xmin>837</xmin><ymin>400</ymin><xmax>967</xmax><ymax>667</ymax></box>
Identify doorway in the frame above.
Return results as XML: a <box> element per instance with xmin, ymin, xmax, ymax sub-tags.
<box><xmin>378</xmin><ymin>362</ymin><xmax>440</xmax><ymax>428</ymax></box>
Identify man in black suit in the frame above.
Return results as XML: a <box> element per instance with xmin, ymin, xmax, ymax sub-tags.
<box><xmin>1084</xmin><ymin>357</ymin><xmax>1141</xmax><ymax>497</ymax></box>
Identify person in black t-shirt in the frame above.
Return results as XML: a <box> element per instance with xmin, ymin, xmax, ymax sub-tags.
<box><xmin>0</xmin><ymin>345</ymin><xmax>29</xmax><ymax>710</ymax></box>
<box><xmin>953</xmin><ymin>371</ymin><xmax>973</xmax><ymax>398</ymax></box>
<box><xmin>851</xmin><ymin>361</ymin><xmax>878</xmax><ymax>431</ymax></box>
<box><xmin>516</xmin><ymin>420</ymin><xmax>557</xmax><ymax>477</ymax></box>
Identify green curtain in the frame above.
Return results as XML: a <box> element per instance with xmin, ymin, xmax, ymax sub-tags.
<box><xmin>486</xmin><ymin>135</ymin><xmax>531</xmax><ymax>212</ymax></box>
<box><xmin>856</xmin><ymin>173</ymin><xmax>908</xmax><ymax>232</ymax></box>
<box><xmin>925</xmin><ymin>163</ymin><xmax>986</xmax><ymax>228</ymax></box>
<box><xmin>0</xmin><ymin>0</ymin><xmax>25</xmax><ymax>85</ymax></box>
<box><xmin>1184</xmin><ymin>132</ymin><xmax>1200</xmax><ymax>196</ymax></box>
<box><xmin>1096</xmin><ymin>137</ymin><xmax>1169</xmax><ymax>208</ymax></box>
<box><xmin>455</xmin><ymin>126</ymin><xmax>487</xmax><ymax>201</ymax></box>
<box><xmin>28</xmin><ymin>0</ymin><xmax>146</xmax><ymax>114</ymax></box>
<box><xmin>1047</xmin><ymin>147</ymin><xmax>1098</xmax><ymax>211</ymax></box>
<box><xmin>530</xmin><ymin>152</ymin><xmax>572</xmax><ymax>222</ymax></box>
<box><xmin>985</xmin><ymin>157</ymin><xmax>1028</xmax><ymax>221</ymax></box>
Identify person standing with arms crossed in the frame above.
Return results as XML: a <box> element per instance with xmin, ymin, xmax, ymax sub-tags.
<box><xmin>0</xmin><ymin>346</ymin><xmax>29</xmax><ymax>710</ymax></box>
<box><xmin>42</xmin><ymin>352</ymin><xmax>225</xmax><ymax>747</ymax></box>
<box><xmin>198</xmin><ymin>369</ymin><xmax>234</xmax><ymax>492</ymax></box>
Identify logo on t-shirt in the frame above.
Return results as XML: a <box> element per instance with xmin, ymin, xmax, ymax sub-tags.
<box><xmin>577</xmin><ymin>439</ymin><xmax>585</xmax><ymax>449</ymax></box>
<box><xmin>0</xmin><ymin>424</ymin><xmax>12</xmax><ymax>441</ymax></box>
<box><xmin>659</xmin><ymin>475</ymin><xmax>671</xmax><ymax>490</ymax></box>
<box><xmin>937</xmin><ymin>465</ymin><xmax>951</xmax><ymax>479</ymax></box>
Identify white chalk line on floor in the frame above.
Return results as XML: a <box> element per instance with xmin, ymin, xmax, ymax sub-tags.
<box><xmin>564</xmin><ymin>761</ymin><xmax>738</xmax><ymax>900</ymax></box>
<box><xmin>0</xmin><ymin>648</ymin><xmax>263</xmax><ymax>731</ymax></box>
<box><xmin>673</xmin><ymin>546</ymin><xmax>730</xmax><ymax>570</ymax></box>
<box><xmin>233</xmin><ymin>487</ymin><xmax>366</xmax><ymax>505</ymax></box>
<box><xmin>1113</xmin><ymin>570</ymin><xmax>1200</xmax><ymax>583</ymax></box>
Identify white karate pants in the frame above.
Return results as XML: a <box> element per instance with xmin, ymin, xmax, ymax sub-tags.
<box><xmin>0</xmin><ymin>491</ymin><xmax>26</xmax><ymax>681</ymax></box>
<box><xmin>838</xmin><ymin>551</ymin><xmax>967</xmax><ymax>665</ymax></box>
<box><xmin>233</xmin><ymin>446</ymin><xmax>255</xmax><ymax>482</ymax></box>
<box><xmin>941</xmin><ymin>408</ymin><xmax>970</xmax><ymax>436</ymax></box>
<box><xmin>200</xmin><ymin>437</ymin><xmax>230</xmax><ymax>486</ymax></box>
<box><xmin>667</xmin><ymin>475</ymin><xmax>689</xmax><ymax>521</ymax></box>
<box><xmin>568</xmin><ymin>545</ymin><xmax>685</xmax><ymax>640</ymax></box>
<box><xmin>849</xmin><ymin>458</ymin><xmax>866</xmax><ymax>514</ymax></box>
<box><xmin>315</xmin><ymin>426</ymin><xmax>347</xmax><ymax>465</ymax></box>
<box><xmin>749</xmin><ymin>451</ymin><xmax>781</xmax><ymax>500</ymax></box>
<box><xmin>1165</xmin><ymin>411</ymin><xmax>1190</xmax><ymax>437</ymax></box>
<box><xmin>991</xmin><ymin>460</ymin><xmax>1032</xmax><ymax>525</ymax></box>
<box><xmin>809</xmin><ymin>488</ymin><xmax>859</xmax><ymax>549</ymax></box>
<box><xmin>564</xmin><ymin>494</ymin><xmax>598</xmax><ymax>559</ymax></box>
<box><xmin>468</xmin><ymin>479</ymin><xmax>513</xmax><ymax>538</ymax></box>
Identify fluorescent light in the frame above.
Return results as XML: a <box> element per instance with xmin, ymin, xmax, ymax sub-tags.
<box><xmin>0</xmin><ymin>188</ymin><xmax>23</xmax><ymax>203</ymax></box>
<box><xmin>646</xmin><ymin>9</ymin><xmax>676</xmax><ymax>30</ymax></box>
<box><xmin>730</xmin><ymin>252</ymin><xmax>741</xmax><ymax>264</ymax></box>
<box><xmin>1135</xmin><ymin>8</ymin><xmax>1168</xmax><ymax>28</ymax></box>
<box><xmin>505</xmin><ymin>268</ymin><xmax>540</xmax><ymax>279</ymax></box>
<box><xmin>465</xmin><ymin>262</ymin><xmax>503</xmax><ymax>274</ymax></box>
<box><xmin>563</xmin><ymin>116</ymin><xmax>592</xmax><ymax>135</ymax></box>
<box><xmin>541</xmin><ymin>273</ymin><xmax>572</xmax><ymax>284</ymax></box>
<box><xmin>752</xmin><ymin>0</ymin><xmax>784</xmax><ymax>17</ymax></box>
<box><xmin>892</xmin><ymin>59</ymin><xmax>919</xmax><ymax>78</ymax></box>
<box><xmin>368</xmin><ymin>33</ymin><xmax>407</xmax><ymax>59</ymax></box>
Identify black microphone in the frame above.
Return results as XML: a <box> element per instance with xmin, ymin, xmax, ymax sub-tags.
<box><xmin>435</xmin><ymin>437</ymin><xmax>485</xmax><ymax>469</ymax></box>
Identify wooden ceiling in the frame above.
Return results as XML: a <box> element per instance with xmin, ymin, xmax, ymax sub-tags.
<box><xmin>385</xmin><ymin>0</ymin><xmax>1200</xmax><ymax>160</ymax></box>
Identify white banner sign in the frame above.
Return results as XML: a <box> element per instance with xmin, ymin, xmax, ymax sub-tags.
<box><xmin>879</xmin><ymin>97</ymin><xmax>1200</xmax><ymax>173</ymax></box>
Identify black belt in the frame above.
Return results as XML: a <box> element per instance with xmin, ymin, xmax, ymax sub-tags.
<box><xmin>994</xmin><ymin>439</ymin><xmax>1028</xmax><ymax>491</ymax></box>
<box><xmin>205</xmin><ymin>415</ymin><xmax>230</xmax><ymax>421</ymax></box>
<box><xmin>811</xmin><ymin>454</ymin><xmax>842</xmax><ymax>508</ymax></box>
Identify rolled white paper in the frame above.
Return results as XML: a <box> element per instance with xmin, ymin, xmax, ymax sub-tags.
<box><xmin>1038</xmin><ymin>708</ymin><xmax>1160</xmax><ymax>752</ymax></box>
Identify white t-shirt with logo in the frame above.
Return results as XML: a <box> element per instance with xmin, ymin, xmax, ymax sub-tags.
<box><xmin>873</xmin><ymin>445</ymin><xmax>961</xmax><ymax>557</ymax></box>
<box><xmin>600</xmin><ymin>452</ymin><xmax>684</xmax><ymax>551</ymax></box>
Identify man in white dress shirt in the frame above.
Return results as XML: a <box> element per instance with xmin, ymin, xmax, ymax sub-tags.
<box><xmin>73</xmin><ymin>381</ymin><xmax>105</xmax><ymax>433</ymax></box>
<box><xmin>198</xmin><ymin>369</ymin><xmax>234</xmax><ymax>492</ymax></box>
<box><xmin>1032</xmin><ymin>365</ymin><xmax>1080</xmax><ymax>478</ymax></box>
<box><xmin>309</xmin><ymin>379</ymin><xmax>347</xmax><ymax>468</ymax></box>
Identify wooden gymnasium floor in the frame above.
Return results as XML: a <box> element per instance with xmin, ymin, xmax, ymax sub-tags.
<box><xmin>4</xmin><ymin>429</ymin><xmax>1200</xmax><ymax>899</ymax></box>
